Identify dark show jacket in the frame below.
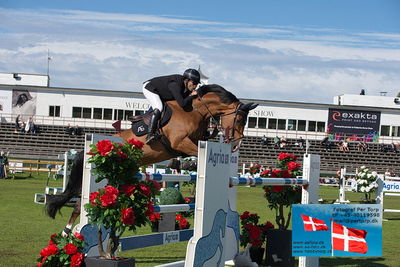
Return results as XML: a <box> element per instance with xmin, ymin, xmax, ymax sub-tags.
<box><xmin>145</xmin><ymin>74</ymin><xmax>196</xmax><ymax>108</ymax></box>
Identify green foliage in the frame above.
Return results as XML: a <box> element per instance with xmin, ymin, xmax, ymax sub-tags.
<box><xmin>159</xmin><ymin>187</ymin><xmax>184</xmax><ymax>205</ymax></box>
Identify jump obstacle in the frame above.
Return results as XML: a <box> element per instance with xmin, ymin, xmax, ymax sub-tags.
<box><xmin>76</xmin><ymin>134</ymin><xmax>321</xmax><ymax>267</ymax></box>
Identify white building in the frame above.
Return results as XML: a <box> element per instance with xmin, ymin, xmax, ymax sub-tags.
<box><xmin>0</xmin><ymin>72</ymin><xmax>399</xmax><ymax>144</ymax></box>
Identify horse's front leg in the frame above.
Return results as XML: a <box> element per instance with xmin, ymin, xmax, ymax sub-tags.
<box><xmin>62</xmin><ymin>199</ymin><xmax>81</xmax><ymax>236</ymax></box>
<box><xmin>173</xmin><ymin>137</ymin><xmax>198</xmax><ymax>156</ymax></box>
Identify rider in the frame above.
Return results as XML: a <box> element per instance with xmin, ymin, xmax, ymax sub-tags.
<box><xmin>143</xmin><ymin>68</ymin><xmax>201</xmax><ymax>144</ymax></box>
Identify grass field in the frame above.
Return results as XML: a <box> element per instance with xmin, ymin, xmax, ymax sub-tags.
<box><xmin>0</xmin><ymin>173</ymin><xmax>399</xmax><ymax>267</ymax></box>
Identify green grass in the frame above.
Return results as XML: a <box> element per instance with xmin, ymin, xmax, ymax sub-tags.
<box><xmin>0</xmin><ymin>174</ymin><xmax>399</xmax><ymax>266</ymax></box>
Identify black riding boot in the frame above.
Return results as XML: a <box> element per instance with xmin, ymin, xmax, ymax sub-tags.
<box><xmin>146</xmin><ymin>108</ymin><xmax>161</xmax><ymax>144</ymax></box>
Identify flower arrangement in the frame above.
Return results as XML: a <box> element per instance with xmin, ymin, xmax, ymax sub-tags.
<box><xmin>37</xmin><ymin>232</ymin><xmax>85</xmax><ymax>267</ymax></box>
<box><xmin>239</xmin><ymin>211</ymin><xmax>274</xmax><ymax>248</ymax></box>
<box><xmin>84</xmin><ymin>138</ymin><xmax>161</xmax><ymax>259</ymax></box>
<box><xmin>175</xmin><ymin>214</ymin><xmax>191</xmax><ymax>230</ymax></box>
<box><xmin>248</xmin><ymin>163</ymin><xmax>262</xmax><ymax>175</ymax></box>
<box><xmin>354</xmin><ymin>166</ymin><xmax>378</xmax><ymax>202</ymax></box>
<box><xmin>261</xmin><ymin>152</ymin><xmax>302</xmax><ymax>230</ymax></box>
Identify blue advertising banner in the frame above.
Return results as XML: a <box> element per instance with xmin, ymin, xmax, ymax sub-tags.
<box><xmin>292</xmin><ymin>204</ymin><xmax>382</xmax><ymax>257</ymax></box>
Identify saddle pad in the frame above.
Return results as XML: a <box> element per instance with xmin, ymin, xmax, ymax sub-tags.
<box><xmin>131</xmin><ymin>104</ymin><xmax>172</xmax><ymax>136</ymax></box>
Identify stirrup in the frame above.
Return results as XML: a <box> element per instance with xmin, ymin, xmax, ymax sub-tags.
<box><xmin>146</xmin><ymin>133</ymin><xmax>159</xmax><ymax>144</ymax></box>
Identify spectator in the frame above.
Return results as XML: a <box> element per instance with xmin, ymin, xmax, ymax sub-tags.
<box><xmin>260</xmin><ymin>135</ymin><xmax>268</xmax><ymax>146</ymax></box>
<box><xmin>73</xmin><ymin>125</ymin><xmax>83</xmax><ymax>136</ymax></box>
<box><xmin>0</xmin><ymin>151</ymin><xmax>8</xmax><ymax>179</ymax></box>
<box><xmin>65</xmin><ymin>124</ymin><xmax>73</xmax><ymax>135</ymax></box>
<box><xmin>273</xmin><ymin>136</ymin><xmax>280</xmax><ymax>148</ymax></box>
<box><xmin>296</xmin><ymin>137</ymin><xmax>305</xmax><ymax>149</ymax></box>
<box><xmin>279</xmin><ymin>136</ymin><xmax>287</xmax><ymax>148</ymax></box>
<box><xmin>357</xmin><ymin>141</ymin><xmax>368</xmax><ymax>152</ymax></box>
<box><xmin>342</xmin><ymin>140</ymin><xmax>349</xmax><ymax>151</ymax></box>
<box><xmin>19</xmin><ymin>121</ymin><xmax>26</xmax><ymax>133</ymax></box>
<box><xmin>321</xmin><ymin>136</ymin><xmax>333</xmax><ymax>151</ymax></box>
<box><xmin>14</xmin><ymin>115</ymin><xmax>22</xmax><ymax>133</ymax></box>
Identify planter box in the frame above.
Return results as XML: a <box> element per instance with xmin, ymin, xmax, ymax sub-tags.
<box><xmin>265</xmin><ymin>229</ymin><xmax>294</xmax><ymax>267</ymax></box>
<box><xmin>158</xmin><ymin>212</ymin><xmax>176</xmax><ymax>232</ymax></box>
<box><xmin>85</xmin><ymin>257</ymin><xmax>135</xmax><ymax>267</ymax></box>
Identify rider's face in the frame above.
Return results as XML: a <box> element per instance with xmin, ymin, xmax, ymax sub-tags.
<box><xmin>186</xmin><ymin>80</ymin><xmax>198</xmax><ymax>91</ymax></box>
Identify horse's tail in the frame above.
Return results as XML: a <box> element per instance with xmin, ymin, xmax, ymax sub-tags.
<box><xmin>45</xmin><ymin>150</ymin><xmax>84</xmax><ymax>219</ymax></box>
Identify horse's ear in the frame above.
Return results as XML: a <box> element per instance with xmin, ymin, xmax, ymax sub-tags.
<box><xmin>249</xmin><ymin>103</ymin><xmax>258</xmax><ymax>110</ymax></box>
<box><xmin>240</xmin><ymin>102</ymin><xmax>258</xmax><ymax>111</ymax></box>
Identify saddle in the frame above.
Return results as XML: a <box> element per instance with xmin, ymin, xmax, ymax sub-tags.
<box><xmin>130</xmin><ymin>105</ymin><xmax>172</xmax><ymax>136</ymax></box>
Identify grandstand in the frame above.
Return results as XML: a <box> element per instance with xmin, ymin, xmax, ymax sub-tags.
<box><xmin>1</xmin><ymin>72</ymin><xmax>400</xmax><ymax>174</ymax></box>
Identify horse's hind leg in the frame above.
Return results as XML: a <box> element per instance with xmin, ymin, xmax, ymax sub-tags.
<box><xmin>62</xmin><ymin>199</ymin><xmax>81</xmax><ymax>236</ymax></box>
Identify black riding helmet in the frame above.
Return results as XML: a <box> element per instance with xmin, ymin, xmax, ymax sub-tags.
<box><xmin>183</xmin><ymin>69</ymin><xmax>201</xmax><ymax>84</ymax></box>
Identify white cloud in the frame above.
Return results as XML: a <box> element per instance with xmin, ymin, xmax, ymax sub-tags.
<box><xmin>0</xmin><ymin>7</ymin><xmax>399</xmax><ymax>104</ymax></box>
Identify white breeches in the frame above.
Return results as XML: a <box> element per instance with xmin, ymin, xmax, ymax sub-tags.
<box><xmin>143</xmin><ymin>82</ymin><xmax>163</xmax><ymax>112</ymax></box>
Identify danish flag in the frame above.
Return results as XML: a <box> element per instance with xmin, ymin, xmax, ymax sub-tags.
<box><xmin>332</xmin><ymin>222</ymin><xmax>368</xmax><ymax>254</ymax></box>
<box><xmin>300</xmin><ymin>214</ymin><xmax>328</xmax><ymax>231</ymax></box>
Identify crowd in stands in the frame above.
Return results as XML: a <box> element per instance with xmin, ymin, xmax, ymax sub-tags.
<box><xmin>65</xmin><ymin>124</ymin><xmax>83</xmax><ymax>136</ymax></box>
<box><xmin>14</xmin><ymin>115</ymin><xmax>38</xmax><ymax>134</ymax></box>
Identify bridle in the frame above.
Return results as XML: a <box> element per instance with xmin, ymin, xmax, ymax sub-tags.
<box><xmin>195</xmin><ymin>97</ymin><xmax>247</xmax><ymax>144</ymax></box>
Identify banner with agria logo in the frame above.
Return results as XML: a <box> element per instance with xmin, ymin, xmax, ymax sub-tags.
<box><xmin>327</xmin><ymin>108</ymin><xmax>381</xmax><ymax>141</ymax></box>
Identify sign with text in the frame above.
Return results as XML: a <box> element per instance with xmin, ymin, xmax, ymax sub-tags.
<box><xmin>327</xmin><ymin>108</ymin><xmax>381</xmax><ymax>141</ymax></box>
<box><xmin>292</xmin><ymin>204</ymin><xmax>382</xmax><ymax>257</ymax></box>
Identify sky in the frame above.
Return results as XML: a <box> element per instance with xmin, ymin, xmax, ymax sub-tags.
<box><xmin>0</xmin><ymin>0</ymin><xmax>399</xmax><ymax>104</ymax></box>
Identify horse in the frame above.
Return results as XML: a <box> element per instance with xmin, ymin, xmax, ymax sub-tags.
<box><xmin>45</xmin><ymin>84</ymin><xmax>258</xmax><ymax>234</ymax></box>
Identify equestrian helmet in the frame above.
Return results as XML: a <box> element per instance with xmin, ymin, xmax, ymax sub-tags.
<box><xmin>183</xmin><ymin>69</ymin><xmax>201</xmax><ymax>84</ymax></box>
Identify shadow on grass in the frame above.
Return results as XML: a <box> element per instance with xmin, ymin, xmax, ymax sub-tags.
<box><xmin>135</xmin><ymin>256</ymin><xmax>185</xmax><ymax>264</ymax></box>
<box><xmin>320</xmin><ymin>257</ymin><xmax>387</xmax><ymax>267</ymax></box>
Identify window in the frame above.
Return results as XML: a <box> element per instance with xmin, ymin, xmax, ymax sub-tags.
<box><xmin>258</xmin><ymin>118</ymin><xmax>267</xmax><ymax>129</ymax></box>
<box><xmin>82</xmin><ymin>108</ymin><xmax>92</xmax><ymax>119</ymax></box>
<box><xmin>317</xmin><ymin>122</ymin><xmax>325</xmax><ymax>132</ymax></box>
<box><xmin>298</xmin><ymin>120</ymin><xmax>306</xmax><ymax>131</ymax></box>
<box><xmin>277</xmin><ymin>119</ymin><xmax>286</xmax><ymax>130</ymax></box>
<box><xmin>49</xmin><ymin>105</ymin><xmax>60</xmax><ymax>117</ymax></box>
<box><xmin>72</xmin><ymin>107</ymin><xmax>82</xmax><ymax>118</ymax></box>
<box><xmin>114</xmin><ymin>109</ymin><xmax>124</xmax><ymax>120</ymax></box>
<box><xmin>135</xmin><ymin>110</ymin><xmax>145</xmax><ymax>116</ymax></box>
<box><xmin>104</xmin><ymin>109</ymin><xmax>112</xmax><ymax>120</ymax></box>
<box><xmin>381</xmin><ymin>125</ymin><xmax>390</xmax><ymax>136</ymax></box>
<box><xmin>93</xmin><ymin>108</ymin><xmax>102</xmax><ymax>119</ymax></box>
<box><xmin>308</xmin><ymin>121</ymin><xmax>316</xmax><ymax>131</ymax></box>
<box><xmin>391</xmin><ymin>126</ymin><xmax>400</xmax><ymax>137</ymax></box>
<box><xmin>248</xmin><ymin>117</ymin><xmax>257</xmax><ymax>128</ymax></box>
<box><xmin>125</xmin><ymin>110</ymin><xmax>133</xmax><ymax>120</ymax></box>
<box><xmin>287</xmin><ymin>119</ymin><xmax>297</xmax><ymax>131</ymax></box>
<box><xmin>268</xmin><ymin>118</ymin><xmax>277</xmax><ymax>129</ymax></box>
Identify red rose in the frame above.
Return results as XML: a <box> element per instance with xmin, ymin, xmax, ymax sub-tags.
<box><xmin>128</xmin><ymin>138</ymin><xmax>144</xmax><ymax>149</ymax></box>
<box><xmin>260</xmin><ymin>170</ymin><xmax>270</xmax><ymax>177</ymax></box>
<box><xmin>121</xmin><ymin>208</ymin><xmax>135</xmax><ymax>225</ymax></box>
<box><xmin>265</xmin><ymin>221</ymin><xmax>275</xmax><ymax>229</ymax></box>
<box><xmin>63</xmin><ymin>243</ymin><xmax>78</xmax><ymax>255</ymax></box>
<box><xmin>155</xmin><ymin>213</ymin><xmax>161</xmax><ymax>220</ymax></box>
<box><xmin>89</xmin><ymin>192</ymin><xmax>100</xmax><ymax>206</ymax></box>
<box><xmin>184</xmin><ymin>197</ymin><xmax>191</xmax><ymax>203</ymax></box>
<box><xmin>48</xmin><ymin>233</ymin><xmax>57</xmax><ymax>245</ymax></box>
<box><xmin>150</xmin><ymin>180</ymin><xmax>161</xmax><ymax>191</ymax></box>
<box><xmin>287</xmin><ymin>161</ymin><xmax>300</xmax><ymax>171</ymax></box>
<box><xmin>250</xmin><ymin>240</ymin><xmax>263</xmax><ymax>247</ymax></box>
<box><xmin>138</xmin><ymin>183</ymin><xmax>151</xmax><ymax>197</ymax></box>
<box><xmin>281</xmin><ymin>170</ymin><xmax>291</xmax><ymax>178</ymax></box>
<box><xmin>148</xmin><ymin>214</ymin><xmax>156</xmax><ymax>222</ymax></box>
<box><xmin>271</xmin><ymin>169</ymin><xmax>281</xmax><ymax>177</ymax></box>
<box><xmin>71</xmin><ymin>252</ymin><xmax>84</xmax><ymax>267</ymax></box>
<box><xmin>100</xmin><ymin>186</ymin><xmax>119</xmax><ymax>207</ymax></box>
<box><xmin>248</xmin><ymin>225</ymin><xmax>262</xmax><ymax>240</ymax></box>
<box><xmin>120</xmin><ymin>184</ymin><xmax>136</xmax><ymax>196</ymax></box>
<box><xmin>272</xmin><ymin>186</ymin><xmax>284</xmax><ymax>193</ymax></box>
<box><xmin>277</xmin><ymin>152</ymin><xmax>288</xmax><ymax>160</ymax></box>
<box><xmin>240</xmin><ymin>211</ymin><xmax>250</xmax><ymax>220</ymax></box>
<box><xmin>96</xmin><ymin>139</ymin><xmax>114</xmax><ymax>156</ymax></box>
<box><xmin>179</xmin><ymin>219</ymin><xmax>190</xmax><ymax>229</ymax></box>
<box><xmin>40</xmin><ymin>244</ymin><xmax>58</xmax><ymax>257</ymax></box>
<box><xmin>37</xmin><ymin>263</ymin><xmax>42</xmax><ymax>267</ymax></box>
<box><xmin>175</xmin><ymin>214</ymin><xmax>183</xmax><ymax>221</ymax></box>
<box><xmin>74</xmin><ymin>232</ymin><xmax>85</xmax><ymax>241</ymax></box>
<box><xmin>145</xmin><ymin>201</ymin><xmax>155</xmax><ymax>216</ymax></box>
<box><xmin>244</xmin><ymin>223</ymin><xmax>253</xmax><ymax>230</ymax></box>
<box><xmin>117</xmin><ymin>151</ymin><xmax>127</xmax><ymax>160</ymax></box>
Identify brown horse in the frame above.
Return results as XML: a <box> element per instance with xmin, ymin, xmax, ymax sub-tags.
<box><xmin>45</xmin><ymin>84</ymin><xmax>257</xmax><ymax>233</ymax></box>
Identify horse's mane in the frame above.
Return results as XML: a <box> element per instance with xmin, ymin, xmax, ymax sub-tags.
<box><xmin>197</xmin><ymin>84</ymin><xmax>239</xmax><ymax>104</ymax></box>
